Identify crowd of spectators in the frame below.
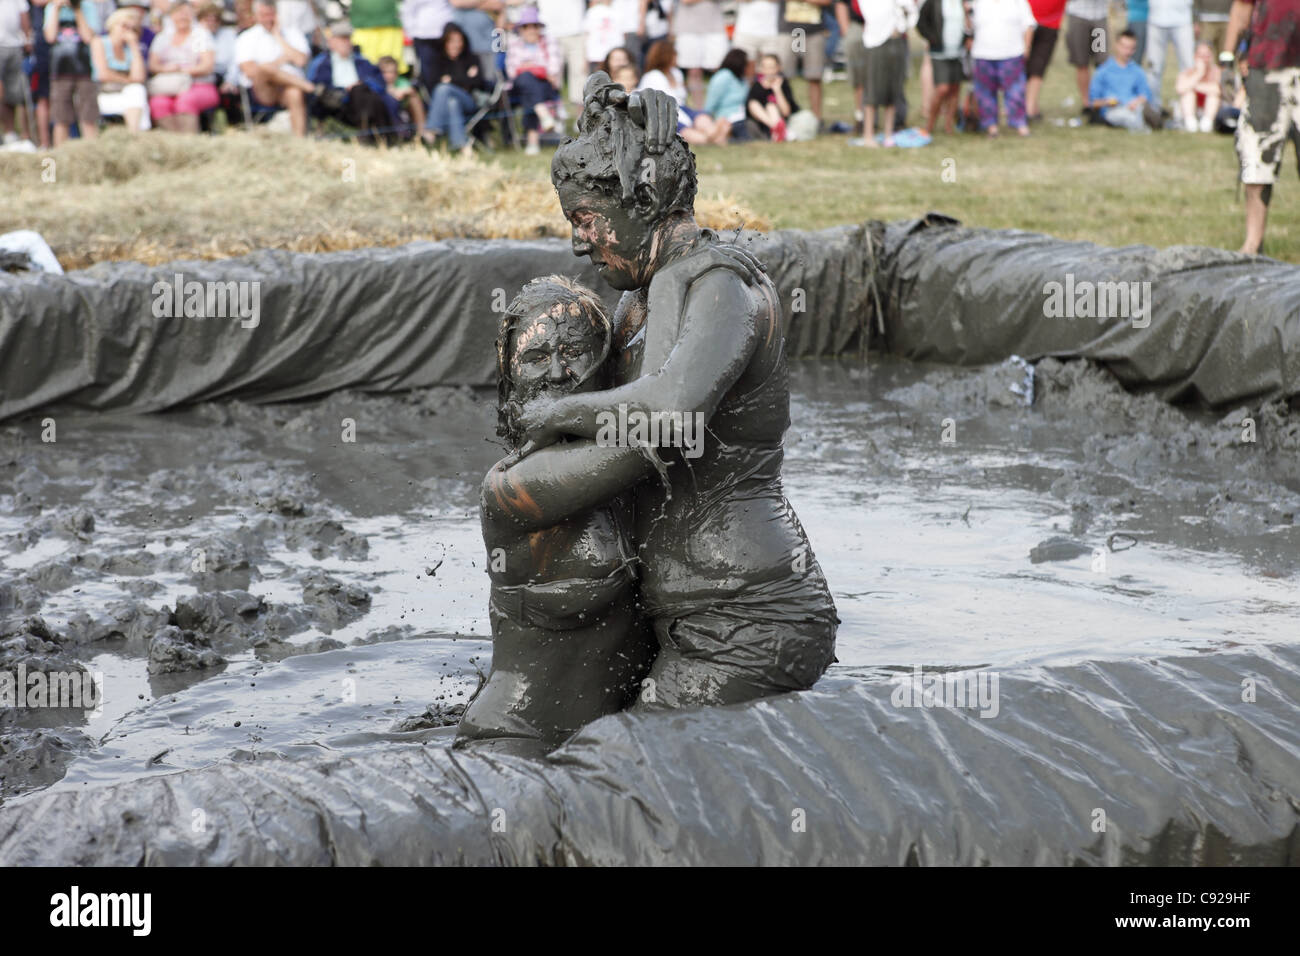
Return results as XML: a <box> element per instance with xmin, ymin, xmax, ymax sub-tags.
<box><xmin>0</xmin><ymin>0</ymin><xmax>1266</xmax><ymax>150</ymax></box>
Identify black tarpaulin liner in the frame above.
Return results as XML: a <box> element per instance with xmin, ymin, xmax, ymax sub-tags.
<box><xmin>1</xmin><ymin>644</ymin><xmax>1295</xmax><ymax>865</ymax></box>
<box><xmin>0</xmin><ymin>227</ymin><xmax>878</xmax><ymax>423</ymax></box>
<box><xmin>2</xmin><ymin>218</ymin><xmax>1297</xmax><ymax>420</ymax></box>
<box><xmin>879</xmin><ymin>217</ymin><xmax>1300</xmax><ymax>407</ymax></box>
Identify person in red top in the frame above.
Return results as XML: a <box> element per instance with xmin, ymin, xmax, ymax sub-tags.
<box><xmin>1224</xmin><ymin>0</ymin><xmax>1300</xmax><ymax>253</ymax></box>
<box><xmin>1025</xmin><ymin>0</ymin><xmax>1066</xmax><ymax>121</ymax></box>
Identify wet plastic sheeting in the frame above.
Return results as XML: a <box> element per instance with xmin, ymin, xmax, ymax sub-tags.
<box><xmin>1</xmin><ymin>644</ymin><xmax>1295</xmax><ymax>865</ymax></box>
<box><xmin>881</xmin><ymin>218</ymin><xmax>1300</xmax><ymax>407</ymax></box>
<box><xmin>0</xmin><ymin>229</ymin><xmax>874</xmax><ymax>422</ymax></box>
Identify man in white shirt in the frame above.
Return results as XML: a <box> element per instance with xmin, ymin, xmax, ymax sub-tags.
<box><xmin>236</xmin><ymin>0</ymin><xmax>314</xmax><ymax>134</ymax></box>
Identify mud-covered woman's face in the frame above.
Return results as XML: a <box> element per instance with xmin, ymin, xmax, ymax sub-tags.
<box><xmin>557</xmin><ymin>183</ymin><xmax>653</xmax><ymax>292</ymax></box>
<box><xmin>509</xmin><ymin>303</ymin><xmax>604</xmax><ymax>406</ymax></box>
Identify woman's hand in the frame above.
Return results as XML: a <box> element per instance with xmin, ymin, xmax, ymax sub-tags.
<box><xmin>513</xmin><ymin>394</ymin><xmax>566</xmax><ymax>456</ymax></box>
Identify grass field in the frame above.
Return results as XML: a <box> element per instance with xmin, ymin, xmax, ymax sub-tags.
<box><xmin>3</xmin><ymin>30</ymin><xmax>1297</xmax><ymax>268</ymax></box>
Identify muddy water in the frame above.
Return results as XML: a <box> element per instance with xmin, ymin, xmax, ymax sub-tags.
<box><xmin>2</xmin><ymin>356</ymin><xmax>1298</xmax><ymax>804</ymax></box>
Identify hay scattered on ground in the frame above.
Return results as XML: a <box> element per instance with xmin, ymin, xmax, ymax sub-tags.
<box><xmin>1</xmin><ymin>129</ymin><xmax>769</xmax><ymax>271</ymax></box>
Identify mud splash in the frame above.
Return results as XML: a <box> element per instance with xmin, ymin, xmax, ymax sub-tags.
<box><xmin>1</xmin><ymin>356</ymin><xmax>1297</xmax><ymax>806</ymax></box>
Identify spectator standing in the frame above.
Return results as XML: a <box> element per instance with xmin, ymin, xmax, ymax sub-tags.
<box><xmin>93</xmin><ymin>8</ymin><xmax>150</xmax><ymax>131</ymax></box>
<box><xmin>450</xmin><ymin>0</ymin><xmax>503</xmax><ymax>63</ymax></box>
<box><xmin>737</xmin><ymin>0</ymin><xmax>784</xmax><ymax>66</ymax></box>
<box><xmin>43</xmin><ymin>0</ymin><xmax>100</xmax><ymax>145</ymax></box>
<box><xmin>1146</xmin><ymin>0</ymin><xmax>1195</xmax><ymax>104</ymax></box>
<box><xmin>640</xmin><ymin>0</ymin><xmax>673</xmax><ymax>62</ymax></box>
<box><xmin>919</xmin><ymin>0</ymin><xmax>969</xmax><ymax>136</ymax></box>
<box><xmin>858</xmin><ymin>0</ymin><xmax>915</xmax><ymax>146</ymax></box>
<box><xmin>404</xmin><ymin>0</ymin><xmax>453</xmax><ymax>96</ymax></box>
<box><xmin>676</xmin><ymin>0</ymin><xmax>726</xmax><ymax>106</ymax></box>
<box><xmin>610</xmin><ymin>0</ymin><xmax>639</xmax><ymax>57</ymax></box>
<box><xmin>780</xmin><ymin>0</ymin><xmax>830</xmax><ymax>118</ymax></box>
<box><xmin>505</xmin><ymin>6</ymin><xmax>560</xmax><ymax>154</ymax></box>
<box><xmin>705</xmin><ymin>47</ymin><xmax>752</xmax><ymax>136</ymax></box>
<box><xmin>1174</xmin><ymin>38</ymin><xmax>1220</xmax><ymax>127</ymax></box>
<box><xmin>275</xmin><ymin>0</ymin><xmax>318</xmax><ymax>49</ymax></box>
<box><xmin>1065</xmin><ymin>0</ymin><xmax>1108</xmax><ymax>113</ymax></box>
<box><xmin>1026</xmin><ymin>0</ymin><xmax>1066</xmax><ymax>120</ymax></box>
<box><xmin>639</xmin><ymin>36</ymin><xmax>731</xmax><ymax>141</ymax></box>
<box><xmin>537</xmin><ymin>0</ymin><xmax>585</xmax><ymax>100</ymax></box>
<box><xmin>148</xmin><ymin>1</ymin><xmax>220</xmax><ymax>132</ymax></box>
<box><xmin>970</xmin><ymin>0</ymin><xmax>1036</xmax><ymax>135</ymax></box>
<box><xmin>1127</xmin><ymin>0</ymin><xmax>1149</xmax><ymax>62</ymax></box>
<box><xmin>1195</xmin><ymin>0</ymin><xmax>1232</xmax><ymax>52</ymax></box>
<box><xmin>235</xmin><ymin>0</ymin><xmax>314</xmax><ymax>135</ymax></box>
<box><xmin>0</xmin><ymin>0</ymin><xmax>30</xmax><ymax>145</ymax></box>
<box><xmin>424</xmin><ymin>22</ymin><xmax>488</xmax><ymax>154</ymax></box>
<box><xmin>1224</xmin><ymin>0</ymin><xmax>1300</xmax><ymax>254</ymax></box>
<box><xmin>585</xmin><ymin>0</ymin><xmax>622</xmax><ymax>68</ymax></box>
<box><xmin>1088</xmin><ymin>27</ymin><xmax>1156</xmax><ymax>127</ymax></box>
<box><xmin>833</xmin><ymin>0</ymin><xmax>867</xmax><ymax>130</ymax></box>
<box><xmin>747</xmin><ymin>50</ymin><xmax>797</xmax><ymax>137</ymax></box>
<box><xmin>349</xmin><ymin>0</ymin><xmax>405</xmax><ymax>68</ymax></box>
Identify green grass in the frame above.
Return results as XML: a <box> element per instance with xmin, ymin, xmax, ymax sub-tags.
<box><xmin>496</xmin><ymin>37</ymin><xmax>1299</xmax><ymax>262</ymax></box>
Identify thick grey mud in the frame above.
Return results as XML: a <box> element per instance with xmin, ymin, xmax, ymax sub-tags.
<box><xmin>2</xmin><ymin>356</ymin><xmax>1298</xmax><ymax>804</ymax></box>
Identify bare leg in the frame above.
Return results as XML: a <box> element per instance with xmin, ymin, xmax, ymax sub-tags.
<box><xmin>124</xmin><ymin>106</ymin><xmax>144</xmax><ymax>132</ymax></box>
<box><xmin>882</xmin><ymin>104</ymin><xmax>895</xmax><ymax>141</ymax></box>
<box><xmin>808</xmin><ymin>78</ymin><xmax>822</xmax><ymax>119</ymax></box>
<box><xmin>52</xmin><ymin>121</ymin><xmax>68</xmax><ymax>146</ymax></box>
<box><xmin>862</xmin><ymin>101</ymin><xmax>877</xmax><ymax>145</ymax></box>
<box><xmin>36</xmin><ymin>99</ymin><xmax>50</xmax><ymax>148</ymax></box>
<box><xmin>175</xmin><ymin>112</ymin><xmax>200</xmax><ymax>133</ymax></box>
<box><xmin>1026</xmin><ymin>75</ymin><xmax>1043</xmax><ymax>117</ymax></box>
<box><xmin>920</xmin><ymin>53</ymin><xmax>934</xmax><ymax>118</ymax></box>
<box><xmin>1242</xmin><ymin>183</ymin><xmax>1268</xmax><ymax>254</ymax></box>
<box><xmin>1076</xmin><ymin>66</ymin><xmax>1090</xmax><ymax>108</ymax></box>
<box><xmin>282</xmin><ymin>85</ymin><xmax>306</xmax><ymax>136</ymax></box>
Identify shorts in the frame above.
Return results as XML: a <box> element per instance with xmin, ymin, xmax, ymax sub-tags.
<box><xmin>865</xmin><ymin>35</ymin><xmax>906</xmax><ymax>106</ymax></box>
<box><xmin>50</xmin><ymin>75</ymin><xmax>99</xmax><ymax>128</ymax></box>
<box><xmin>1066</xmin><ymin>16</ymin><xmax>1108</xmax><ymax>68</ymax></box>
<box><xmin>779</xmin><ymin>30</ymin><xmax>827</xmax><ymax>79</ymax></box>
<box><xmin>98</xmin><ymin>82</ymin><xmax>151</xmax><ymax>129</ymax></box>
<box><xmin>351</xmin><ymin>26</ymin><xmax>406</xmax><ymax>66</ymax></box>
<box><xmin>1027</xmin><ymin>25</ymin><xmax>1058</xmax><ymax>78</ymax></box>
<box><xmin>845</xmin><ymin>21</ymin><xmax>869</xmax><ymax>88</ymax></box>
<box><xmin>932</xmin><ymin>54</ymin><xmax>964</xmax><ymax>86</ymax></box>
<box><xmin>732</xmin><ymin>31</ymin><xmax>786</xmax><ymax>63</ymax></box>
<box><xmin>1236</xmin><ymin>67</ymin><xmax>1300</xmax><ymax>187</ymax></box>
<box><xmin>676</xmin><ymin>31</ymin><xmax>728</xmax><ymax>70</ymax></box>
<box><xmin>0</xmin><ymin>46</ymin><xmax>24</xmax><ymax>106</ymax></box>
<box><xmin>634</xmin><ymin>601</ymin><xmax>837</xmax><ymax>710</ymax></box>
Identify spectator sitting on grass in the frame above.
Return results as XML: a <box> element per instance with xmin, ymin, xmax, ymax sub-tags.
<box><xmin>424</xmin><ymin>22</ymin><xmax>488</xmax><ymax>156</ymax></box>
<box><xmin>705</xmin><ymin>48</ymin><xmax>752</xmax><ymax>140</ymax></box>
<box><xmin>148</xmin><ymin>1</ymin><xmax>219</xmax><ymax>133</ymax></box>
<box><xmin>44</xmin><ymin>0</ymin><xmax>101</xmax><ymax>145</ymax></box>
<box><xmin>506</xmin><ymin>7</ymin><xmax>561</xmax><ymax>155</ymax></box>
<box><xmin>1174</xmin><ymin>40</ymin><xmax>1220</xmax><ymax>131</ymax></box>
<box><xmin>306</xmin><ymin>20</ymin><xmax>397</xmax><ymax>143</ymax></box>
<box><xmin>377</xmin><ymin>55</ymin><xmax>430</xmax><ymax>142</ymax></box>
<box><xmin>639</xmin><ymin>37</ymin><xmax>730</xmax><ymax>144</ymax></box>
<box><xmin>1088</xmin><ymin>28</ymin><xmax>1157</xmax><ymax>131</ymax></box>
<box><xmin>235</xmin><ymin>0</ymin><xmax>314</xmax><ymax>136</ymax></box>
<box><xmin>92</xmin><ymin>8</ymin><xmax>150</xmax><ymax>132</ymax></box>
<box><xmin>746</xmin><ymin>51</ymin><xmax>796</xmax><ymax>140</ymax></box>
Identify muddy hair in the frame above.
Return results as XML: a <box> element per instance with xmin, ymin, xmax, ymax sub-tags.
<box><xmin>550</xmin><ymin>71</ymin><xmax>698</xmax><ymax>219</ymax></box>
<box><xmin>495</xmin><ymin>275</ymin><xmax>613</xmax><ymax>448</ymax></box>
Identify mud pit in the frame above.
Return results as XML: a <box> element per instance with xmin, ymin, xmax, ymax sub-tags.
<box><xmin>2</xmin><ymin>354</ymin><xmax>1298</xmax><ymax>811</ymax></box>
